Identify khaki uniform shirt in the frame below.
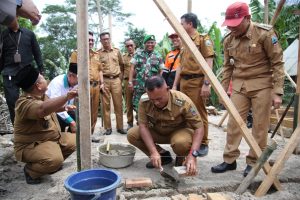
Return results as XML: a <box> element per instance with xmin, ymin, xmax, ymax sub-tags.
<box><xmin>123</xmin><ymin>52</ymin><xmax>134</xmax><ymax>79</ymax></box>
<box><xmin>70</xmin><ymin>50</ymin><xmax>102</xmax><ymax>82</ymax></box>
<box><xmin>180</xmin><ymin>32</ymin><xmax>214</xmax><ymax>75</ymax></box>
<box><xmin>138</xmin><ymin>90</ymin><xmax>203</xmax><ymax>134</ymax></box>
<box><xmin>98</xmin><ymin>47</ymin><xmax>124</xmax><ymax>76</ymax></box>
<box><xmin>14</xmin><ymin>94</ymin><xmax>61</xmax><ymax>161</ymax></box>
<box><xmin>222</xmin><ymin>22</ymin><xmax>285</xmax><ymax>94</ymax></box>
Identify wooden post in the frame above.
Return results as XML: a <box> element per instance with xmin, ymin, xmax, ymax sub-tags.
<box><xmin>236</xmin><ymin>140</ymin><xmax>277</xmax><ymax>194</ymax></box>
<box><xmin>187</xmin><ymin>0</ymin><xmax>192</xmax><ymax>12</ymax></box>
<box><xmin>153</xmin><ymin>0</ymin><xmax>282</xmax><ymax>190</ymax></box>
<box><xmin>76</xmin><ymin>0</ymin><xmax>92</xmax><ymax>170</ymax></box>
<box><xmin>270</xmin><ymin>0</ymin><xmax>286</xmax><ymax>26</ymax></box>
<box><xmin>264</xmin><ymin>0</ymin><xmax>269</xmax><ymax>24</ymax></box>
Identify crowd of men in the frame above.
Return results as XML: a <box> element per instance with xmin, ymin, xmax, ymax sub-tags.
<box><xmin>0</xmin><ymin>1</ymin><xmax>286</xmax><ymax>185</ymax></box>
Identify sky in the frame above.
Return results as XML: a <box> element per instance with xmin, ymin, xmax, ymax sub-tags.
<box><xmin>34</xmin><ymin>0</ymin><xmax>255</xmax><ymax>48</ymax></box>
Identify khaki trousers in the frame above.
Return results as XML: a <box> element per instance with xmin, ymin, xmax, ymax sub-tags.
<box><xmin>102</xmin><ymin>78</ymin><xmax>123</xmax><ymax>130</ymax></box>
<box><xmin>90</xmin><ymin>84</ymin><xmax>100</xmax><ymax>134</ymax></box>
<box><xmin>127</xmin><ymin>126</ymin><xmax>193</xmax><ymax>157</ymax></box>
<box><xmin>123</xmin><ymin>79</ymin><xmax>134</xmax><ymax>126</ymax></box>
<box><xmin>223</xmin><ymin>87</ymin><xmax>272</xmax><ymax>165</ymax></box>
<box><xmin>22</xmin><ymin>133</ymin><xmax>76</xmax><ymax>179</ymax></box>
<box><xmin>180</xmin><ymin>77</ymin><xmax>208</xmax><ymax>145</ymax></box>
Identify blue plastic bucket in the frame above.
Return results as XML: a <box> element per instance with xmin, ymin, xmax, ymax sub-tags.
<box><xmin>64</xmin><ymin>169</ymin><xmax>121</xmax><ymax>200</ymax></box>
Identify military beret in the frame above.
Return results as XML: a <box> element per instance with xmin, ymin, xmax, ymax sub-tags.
<box><xmin>143</xmin><ymin>34</ymin><xmax>156</xmax><ymax>44</ymax></box>
<box><xmin>16</xmin><ymin>65</ymin><xmax>39</xmax><ymax>91</ymax></box>
<box><xmin>69</xmin><ymin>63</ymin><xmax>77</xmax><ymax>74</ymax></box>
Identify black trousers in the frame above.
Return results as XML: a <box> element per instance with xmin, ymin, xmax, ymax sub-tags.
<box><xmin>57</xmin><ymin>111</ymin><xmax>76</xmax><ymax>132</ymax></box>
<box><xmin>3</xmin><ymin>75</ymin><xmax>20</xmax><ymax>124</ymax></box>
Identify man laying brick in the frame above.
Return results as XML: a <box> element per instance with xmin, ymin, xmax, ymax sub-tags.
<box><xmin>127</xmin><ymin>75</ymin><xmax>204</xmax><ymax>175</ymax></box>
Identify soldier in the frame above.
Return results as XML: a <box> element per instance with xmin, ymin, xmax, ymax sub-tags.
<box><xmin>127</xmin><ymin>75</ymin><xmax>204</xmax><ymax>174</ymax></box>
<box><xmin>173</xmin><ymin>13</ymin><xmax>214</xmax><ymax>157</ymax></box>
<box><xmin>211</xmin><ymin>2</ymin><xmax>285</xmax><ymax>177</ymax></box>
<box><xmin>128</xmin><ymin>35</ymin><xmax>164</xmax><ymax>113</ymax></box>
<box><xmin>14</xmin><ymin>65</ymin><xmax>77</xmax><ymax>184</ymax></box>
<box><xmin>123</xmin><ymin>38</ymin><xmax>136</xmax><ymax>130</ymax></box>
<box><xmin>70</xmin><ymin>31</ymin><xmax>104</xmax><ymax>141</ymax></box>
<box><xmin>98</xmin><ymin>32</ymin><xmax>126</xmax><ymax>135</ymax></box>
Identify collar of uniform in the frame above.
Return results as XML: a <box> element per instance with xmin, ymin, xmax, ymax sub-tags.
<box><xmin>23</xmin><ymin>92</ymin><xmax>44</xmax><ymax>100</ymax></box>
<box><xmin>8</xmin><ymin>27</ymin><xmax>23</xmax><ymax>34</ymax></box>
<box><xmin>243</xmin><ymin>22</ymin><xmax>254</xmax><ymax>39</ymax></box>
<box><xmin>162</xmin><ymin>91</ymin><xmax>172</xmax><ymax>111</ymax></box>
<box><xmin>63</xmin><ymin>74</ymin><xmax>69</xmax><ymax>88</ymax></box>
<box><xmin>190</xmin><ymin>31</ymin><xmax>200</xmax><ymax>41</ymax></box>
<box><xmin>100</xmin><ymin>47</ymin><xmax>113</xmax><ymax>52</ymax></box>
<box><xmin>89</xmin><ymin>49</ymin><xmax>97</xmax><ymax>54</ymax></box>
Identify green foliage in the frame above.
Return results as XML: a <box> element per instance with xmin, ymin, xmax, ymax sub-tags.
<box><xmin>155</xmin><ymin>33</ymin><xmax>172</xmax><ymax>59</ymax></box>
<box><xmin>123</xmin><ymin>26</ymin><xmax>147</xmax><ymax>50</ymax></box>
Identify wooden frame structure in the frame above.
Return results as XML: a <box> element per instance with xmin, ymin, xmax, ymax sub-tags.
<box><xmin>153</xmin><ymin>0</ymin><xmax>282</xmax><ymax>191</ymax></box>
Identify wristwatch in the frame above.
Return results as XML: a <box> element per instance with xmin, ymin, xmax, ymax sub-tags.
<box><xmin>16</xmin><ymin>0</ymin><xmax>23</xmax><ymax>8</ymax></box>
<box><xmin>190</xmin><ymin>150</ymin><xmax>199</xmax><ymax>158</ymax></box>
<box><xmin>204</xmin><ymin>80</ymin><xmax>210</xmax><ymax>86</ymax></box>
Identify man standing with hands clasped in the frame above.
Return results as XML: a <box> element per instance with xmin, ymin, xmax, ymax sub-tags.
<box><xmin>211</xmin><ymin>2</ymin><xmax>285</xmax><ymax>177</ymax></box>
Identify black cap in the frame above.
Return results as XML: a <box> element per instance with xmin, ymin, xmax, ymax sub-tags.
<box><xmin>69</xmin><ymin>63</ymin><xmax>77</xmax><ymax>74</ymax></box>
<box><xmin>16</xmin><ymin>65</ymin><xmax>39</xmax><ymax>91</ymax></box>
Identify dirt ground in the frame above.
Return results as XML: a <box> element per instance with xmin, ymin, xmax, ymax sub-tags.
<box><xmin>0</xmin><ymin>111</ymin><xmax>300</xmax><ymax>200</ymax></box>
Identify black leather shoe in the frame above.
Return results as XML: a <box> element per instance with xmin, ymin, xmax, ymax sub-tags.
<box><xmin>197</xmin><ymin>144</ymin><xmax>209</xmax><ymax>157</ymax></box>
<box><xmin>103</xmin><ymin>129</ymin><xmax>112</xmax><ymax>135</ymax></box>
<box><xmin>211</xmin><ymin>161</ymin><xmax>237</xmax><ymax>173</ymax></box>
<box><xmin>24</xmin><ymin>167</ymin><xmax>41</xmax><ymax>184</ymax></box>
<box><xmin>243</xmin><ymin>165</ymin><xmax>252</xmax><ymax>177</ymax></box>
<box><xmin>117</xmin><ymin>129</ymin><xmax>127</xmax><ymax>134</ymax></box>
<box><xmin>146</xmin><ymin>151</ymin><xmax>173</xmax><ymax>168</ymax></box>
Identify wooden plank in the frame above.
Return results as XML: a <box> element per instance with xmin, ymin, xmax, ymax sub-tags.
<box><xmin>153</xmin><ymin>0</ymin><xmax>282</xmax><ymax>191</ymax></box>
<box><xmin>270</xmin><ymin>117</ymin><xmax>294</xmax><ymax>129</ymax></box>
<box><xmin>275</xmin><ymin>109</ymin><xmax>285</xmax><ymax>140</ymax></box>
<box><xmin>125</xmin><ymin>177</ymin><xmax>153</xmax><ymax>188</ymax></box>
<box><xmin>255</xmin><ymin>126</ymin><xmax>300</xmax><ymax>196</ymax></box>
<box><xmin>188</xmin><ymin>194</ymin><xmax>205</xmax><ymax>200</ymax></box>
<box><xmin>297</xmin><ymin>20</ymin><xmax>300</xmax><ymax>94</ymax></box>
<box><xmin>76</xmin><ymin>0</ymin><xmax>92</xmax><ymax>170</ymax></box>
<box><xmin>207</xmin><ymin>193</ymin><xmax>231</xmax><ymax>200</ymax></box>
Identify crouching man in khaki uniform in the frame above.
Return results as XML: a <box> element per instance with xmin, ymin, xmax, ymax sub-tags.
<box><xmin>13</xmin><ymin>65</ymin><xmax>78</xmax><ymax>184</ymax></box>
<box><xmin>127</xmin><ymin>75</ymin><xmax>204</xmax><ymax>175</ymax></box>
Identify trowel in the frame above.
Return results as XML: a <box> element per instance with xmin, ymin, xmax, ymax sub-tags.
<box><xmin>159</xmin><ymin>167</ymin><xmax>177</xmax><ymax>182</ymax></box>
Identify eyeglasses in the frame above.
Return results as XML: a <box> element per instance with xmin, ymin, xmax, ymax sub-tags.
<box><xmin>126</xmin><ymin>44</ymin><xmax>133</xmax><ymax>48</ymax></box>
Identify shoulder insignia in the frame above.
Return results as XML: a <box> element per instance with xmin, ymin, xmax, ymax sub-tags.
<box><xmin>200</xmin><ymin>33</ymin><xmax>208</xmax><ymax>36</ymax></box>
<box><xmin>174</xmin><ymin>98</ymin><xmax>185</xmax><ymax>107</ymax></box>
<box><xmin>26</xmin><ymin>95</ymin><xmax>33</xmax><ymax>99</ymax></box>
<box><xmin>140</xmin><ymin>93</ymin><xmax>149</xmax><ymax>102</ymax></box>
<box><xmin>189</xmin><ymin>106</ymin><xmax>198</xmax><ymax>116</ymax></box>
<box><xmin>254</xmin><ymin>23</ymin><xmax>273</xmax><ymax>31</ymax></box>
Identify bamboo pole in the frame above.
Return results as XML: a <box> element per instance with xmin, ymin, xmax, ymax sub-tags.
<box><xmin>76</xmin><ymin>0</ymin><xmax>92</xmax><ymax>170</ymax></box>
<box><xmin>187</xmin><ymin>0</ymin><xmax>192</xmax><ymax>12</ymax></box>
<box><xmin>270</xmin><ymin>0</ymin><xmax>286</xmax><ymax>26</ymax></box>
<box><xmin>264</xmin><ymin>0</ymin><xmax>269</xmax><ymax>24</ymax></box>
<box><xmin>153</xmin><ymin>0</ymin><xmax>282</xmax><ymax>191</ymax></box>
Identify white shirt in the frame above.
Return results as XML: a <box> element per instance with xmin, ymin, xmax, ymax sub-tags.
<box><xmin>46</xmin><ymin>74</ymin><xmax>77</xmax><ymax>124</ymax></box>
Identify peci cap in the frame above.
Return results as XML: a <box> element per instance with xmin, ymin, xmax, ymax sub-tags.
<box><xmin>222</xmin><ymin>2</ymin><xmax>250</xmax><ymax>27</ymax></box>
<box><xmin>16</xmin><ymin>65</ymin><xmax>39</xmax><ymax>91</ymax></box>
<box><xmin>69</xmin><ymin>63</ymin><xmax>77</xmax><ymax>74</ymax></box>
<box><xmin>143</xmin><ymin>35</ymin><xmax>156</xmax><ymax>44</ymax></box>
<box><xmin>168</xmin><ymin>33</ymin><xmax>179</xmax><ymax>39</ymax></box>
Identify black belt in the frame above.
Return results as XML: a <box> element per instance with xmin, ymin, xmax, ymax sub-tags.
<box><xmin>104</xmin><ymin>74</ymin><xmax>119</xmax><ymax>79</ymax></box>
<box><xmin>90</xmin><ymin>80</ymin><xmax>99</xmax><ymax>87</ymax></box>
<box><xmin>181</xmin><ymin>74</ymin><xmax>204</xmax><ymax>80</ymax></box>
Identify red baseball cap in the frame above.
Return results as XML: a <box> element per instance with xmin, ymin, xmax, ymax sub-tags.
<box><xmin>222</xmin><ymin>2</ymin><xmax>250</xmax><ymax>27</ymax></box>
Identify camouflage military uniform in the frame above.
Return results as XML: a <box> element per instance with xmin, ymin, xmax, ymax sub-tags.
<box><xmin>130</xmin><ymin>50</ymin><xmax>164</xmax><ymax>111</ymax></box>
